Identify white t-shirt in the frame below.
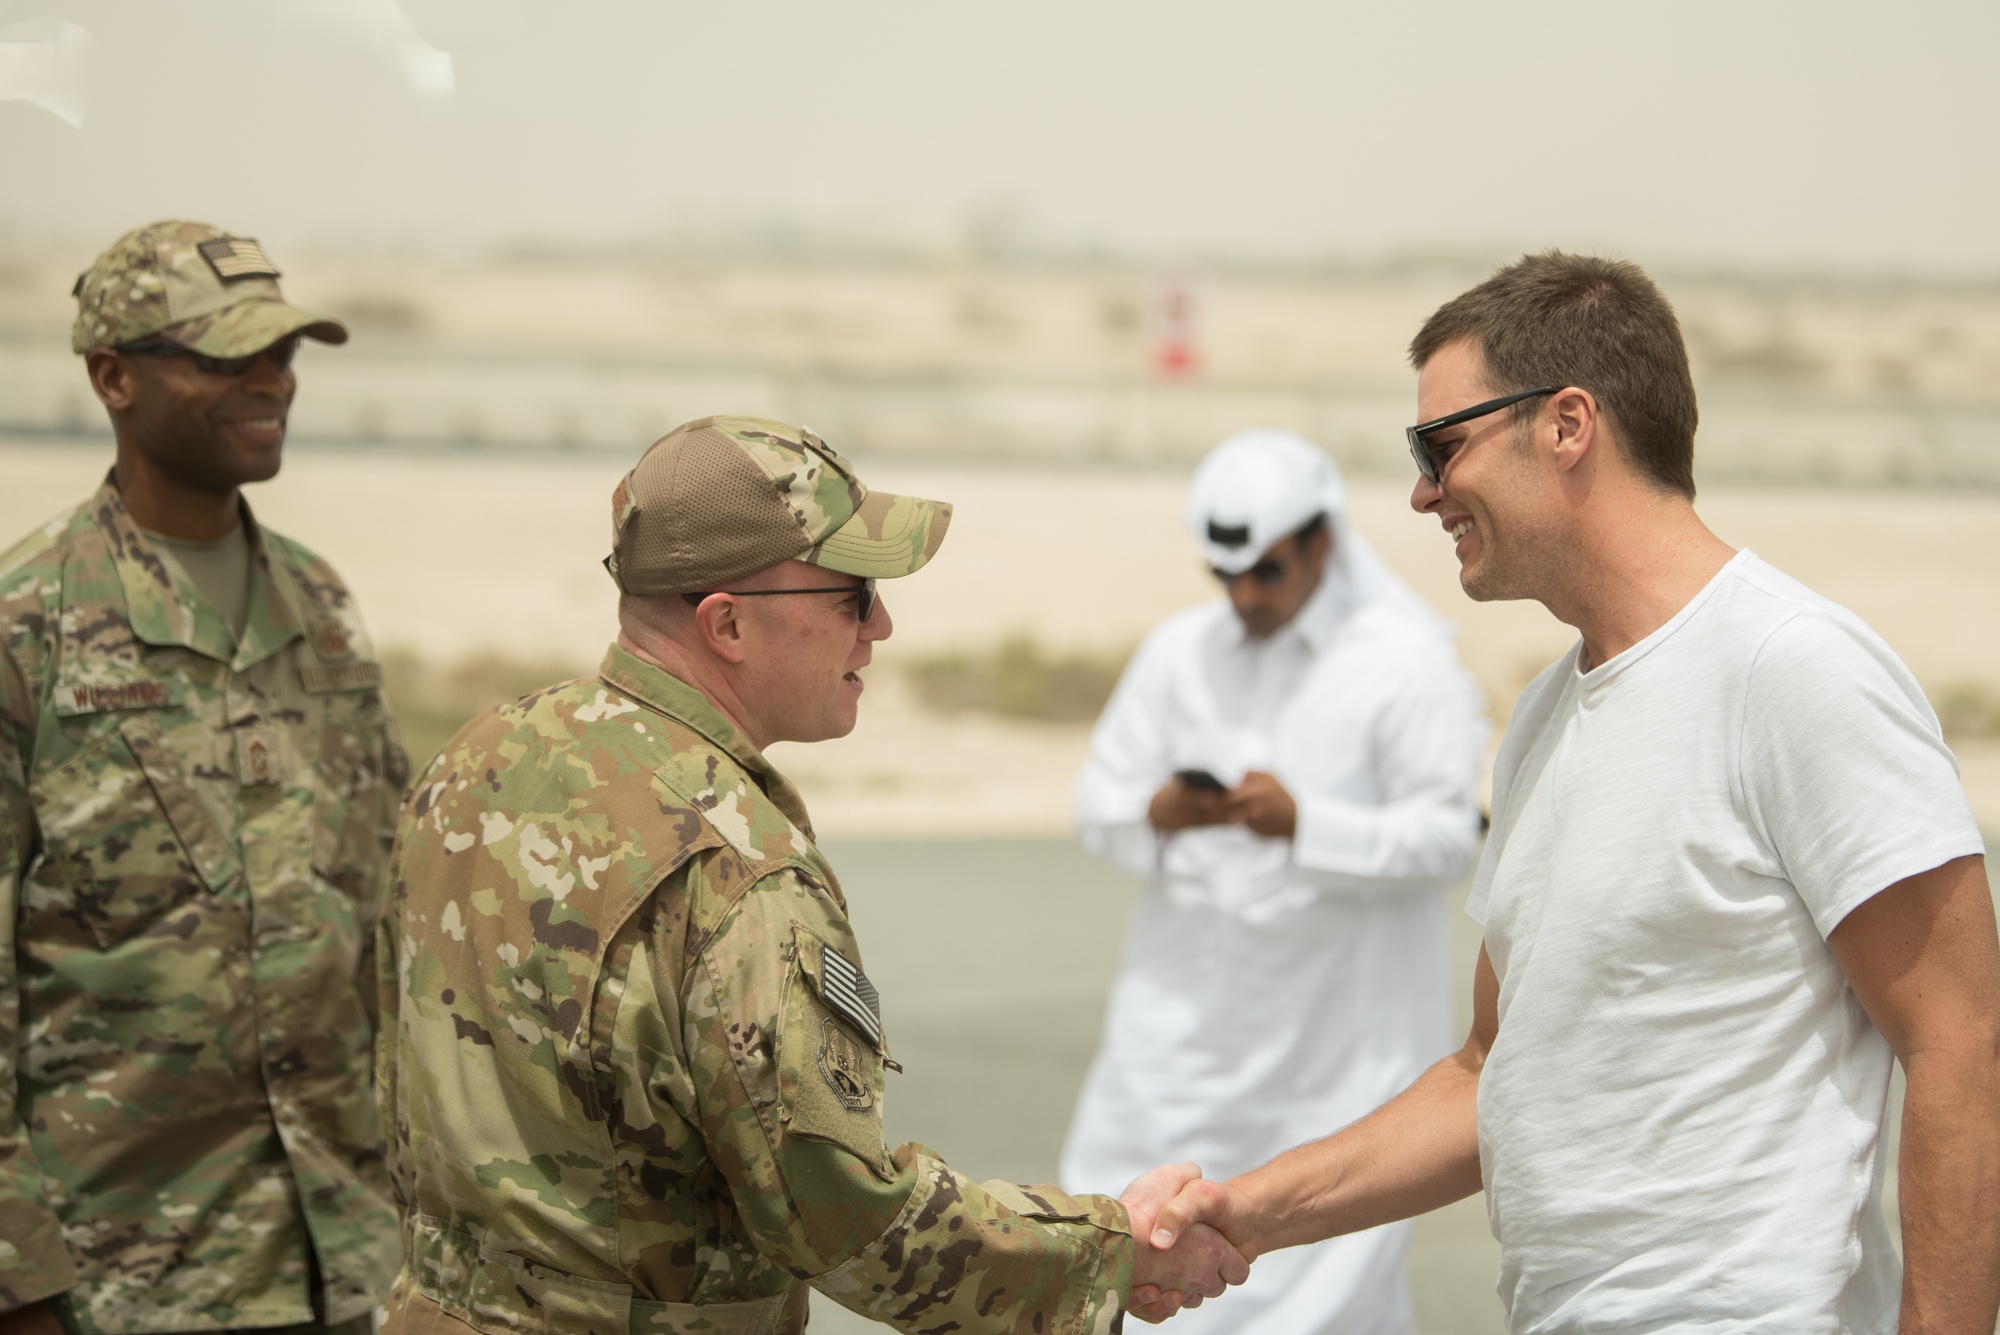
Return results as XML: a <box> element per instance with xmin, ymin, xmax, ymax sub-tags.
<box><xmin>1469</xmin><ymin>550</ymin><xmax>1984</xmax><ymax>1334</ymax></box>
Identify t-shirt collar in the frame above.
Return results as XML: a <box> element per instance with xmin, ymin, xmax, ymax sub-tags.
<box><xmin>92</xmin><ymin>472</ymin><xmax>304</xmax><ymax>668</ymax></box>
<box><xmin>1574</xmin><ymin>548</ymin><xmax>1752</xmax><ymax>688</ymax></box>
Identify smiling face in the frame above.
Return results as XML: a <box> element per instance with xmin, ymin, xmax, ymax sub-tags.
<box><xmin>729</xmin><ymin>561</ymin><xmax>893</xmax><ymax>745</ymax></box>
<box><xmin>1409</xmin><ymin>338</ymin><xmax>1567</xmax><ymax>603</ymax></box>
<box><xmin>91</xmin><ymin>339</ymin><xmax>298</xmax><ymax>493</ymax></box>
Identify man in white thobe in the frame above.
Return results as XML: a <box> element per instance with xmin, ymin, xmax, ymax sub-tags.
<box><xmin>1062</xmin><ymin>430</ymin><xmax>1486</xmax><ymax>1335</ymax></box>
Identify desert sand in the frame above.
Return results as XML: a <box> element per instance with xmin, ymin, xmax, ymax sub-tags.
<box><xmin>4</xmin><ymin>437</ymin><xmax>1995</xmax><ymax>834</ymax></box>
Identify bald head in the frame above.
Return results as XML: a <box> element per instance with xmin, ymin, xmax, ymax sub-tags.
<box><xmin>613</xmin><ymin>560</ymin><xmax>893</xmax><ymax>752</ymax></box>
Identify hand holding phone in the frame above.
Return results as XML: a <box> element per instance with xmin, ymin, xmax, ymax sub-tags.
<box><xmin>1152</xmin><ymin>769</ymin><xmax>1233</xmax><ymax>832</ymax></box>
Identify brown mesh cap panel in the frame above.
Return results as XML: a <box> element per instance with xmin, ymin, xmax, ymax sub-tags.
<box><xmin>614</xmin><ymin>424</ymin><xmax>814</xmax><ymax>595</ymax></box>
<box><xmin>606</xmin><ymin>414</ymin><xmax>951</xmax><ymax>595</ymax></box>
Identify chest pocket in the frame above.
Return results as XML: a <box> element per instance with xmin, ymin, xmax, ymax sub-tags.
<box><xmin>31</xmin><ymin>713</ymin><xmax>240</xmax><ymax>949</ymax></box>
<box><xmin>778</xmin><ymin>922</ymin><xmax>893</xmax><ymax>1178</ymax></box>
<box><xmin>306</xmin><ymin>665</ymin><xmax>404</xmax><ymax>905</ymax></box>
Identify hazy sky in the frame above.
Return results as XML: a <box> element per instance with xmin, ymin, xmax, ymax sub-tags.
<box><xmin>3</xmin><ymin>0</ymin><xmax>1998</xmax><ymax>272</ymax></box>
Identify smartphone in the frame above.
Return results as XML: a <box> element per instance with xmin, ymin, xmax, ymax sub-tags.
<box><xmin>1173</xmin><ymin>768</ymin><xmax>1228</xmax><ymax>793</ymax></box>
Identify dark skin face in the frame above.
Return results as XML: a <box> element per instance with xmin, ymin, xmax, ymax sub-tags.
<box><xmin>84</xmin><ymin>339</ymin><xmax>298</xmax><ymax>541</ymax></box>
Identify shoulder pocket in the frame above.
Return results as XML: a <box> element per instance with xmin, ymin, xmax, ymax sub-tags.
<box><xmin>778</xmin><ymin>922</ymin><xmax>893</xmax><ymax>1177</ymax></box>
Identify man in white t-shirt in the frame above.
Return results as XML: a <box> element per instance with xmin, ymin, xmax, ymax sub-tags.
<box><xmin>1136</xmin><ymin>251</ymin><xmax>2000</xmax><ymax>1334</ymax></box>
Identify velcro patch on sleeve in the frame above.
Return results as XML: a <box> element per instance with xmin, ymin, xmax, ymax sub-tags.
<box><xmin>819</xmin><ymin>944</ymin><xmax>883</xmax><ymax>1050</ymax></box>
<box><xmin>198</xmin><ymin>237</ymin><xmax>281</xmax><ymax>281</ymax></box>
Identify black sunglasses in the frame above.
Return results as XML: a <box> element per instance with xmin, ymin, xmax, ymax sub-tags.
<box><xmin>117</xmin><ymin>335</ymin><xmax>300</xmax><ymax>378</ymax></box>
<box><xmin>1210</xmin><ymin>551</ymin><xmax>1294</xmax><ymax>588</ymax></box>
<box><xmin>680</xmin><ymin>579</ymin><xmax>877</xmax><ymax>623</ymax></box>
<box><xmin>1406</xmin><ymin>386</ymin><xmax>1561</xmax><ymax>484</ymax></box>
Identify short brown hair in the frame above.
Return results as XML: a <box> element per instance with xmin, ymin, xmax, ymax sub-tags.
<box><xmin>1409</xmin><ymin>252</ymin><xmax>1698</xmax><ymax>498</ymax></box>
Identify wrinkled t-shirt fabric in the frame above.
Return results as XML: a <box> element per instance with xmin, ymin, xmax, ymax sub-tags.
<box><xmin>1471</xmin><ymin>550</ymin><xmax>1982</xmax><ymax>1334</ymax></box>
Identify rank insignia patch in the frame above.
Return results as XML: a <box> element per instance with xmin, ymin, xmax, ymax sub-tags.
<box><xmin>236</xmin><ymin>727</ymin><xmax>281</xmax><ymax>785</ymax></box>
<box><xmin>820</xmin><ymin>944</ymin><xmax>882</xmax><ymax>1050</ymax></box>
<box><xmin>198</xmin><ymin>237</ymin><xmax>281</xmax><ymax>282</ymax></box>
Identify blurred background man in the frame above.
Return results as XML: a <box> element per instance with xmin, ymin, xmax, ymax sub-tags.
<box><xmin>1062</xmin><ymin>430</ymin><xmax>1487</xmax><ymax>1334</ymax></box>
<box><xmin>0</xmin><ymin>223</ymin><xmax>404</xmax><ymax>1335</ymax></box>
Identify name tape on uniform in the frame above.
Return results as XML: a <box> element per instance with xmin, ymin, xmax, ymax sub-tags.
<box><xmin>298</xmin><ymin>661</ymin><xmax>383</xmax><ymax>693</ymax></box>
<box><xmin>56</xmin><ymin>680</ymin><xmax>178</xmax><ymax>715</ymax></box>
<box><xmin>820</xmin><ymin>944</ymin><xmax>882</xmax><ymax>1050</ymax></box>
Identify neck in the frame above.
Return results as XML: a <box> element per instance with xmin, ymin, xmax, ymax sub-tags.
<box><xmin>617</xmin><ymin>630</ymin><xmax>769</xmax><ymax>752</ymax></box>
<box><xmin>113</xmin><ymin>452</ymin><xmax>242</xmax><ymax>542</ymax></box>
<box><xmin>1287</xmin><ymin>554</ymin><xmax>1328</xmax><ymax>621</ymax></box>
<box><xmin>1540</xmin><ymin>484</ymin><xmax>1736</xmax><ymax>670</ymax></box>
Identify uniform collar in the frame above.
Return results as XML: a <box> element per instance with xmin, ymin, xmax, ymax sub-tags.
<box><xmin>91</xmin><ymin>472</ymin><xmax>304</xmax><ymax>669</ymax></box>
<box><xmin>596</xmin><ymin>642</ymin><xmax>817</xmax><ymax>838</ymax></box>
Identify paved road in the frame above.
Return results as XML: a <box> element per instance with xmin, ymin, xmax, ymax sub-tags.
<box><xmin>807</xmin><ymin>836</ymin><xmax>1506</xmax><ymax>1335</ymax></box>
<box><xmin>806</xmin><ymin>835</ymin><xmax>1999</xmax><ymax>1334</ymax></box>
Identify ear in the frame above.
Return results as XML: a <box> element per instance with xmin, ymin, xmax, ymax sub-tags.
<box><xmin>1548</xmin><ymin>386</ymin><xmax>1602</xmax><ymax>476</ymax></box>
<box><xmin>693</xmin><ymin>594</ymin><xmax>750</xmax><ymax>665</ymax></box>
<box><xmin>86</xmin><ymin>349</ymin><xmax>139</xmax><ymax>412</ymax></box>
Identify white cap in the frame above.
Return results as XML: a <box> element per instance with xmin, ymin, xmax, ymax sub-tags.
<box><xmin>1186</xmin><ymin>429</ymin><xmax>1341</xmax><ymax>574</ymax></box>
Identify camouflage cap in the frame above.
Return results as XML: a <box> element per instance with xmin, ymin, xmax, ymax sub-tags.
<box><xmin>71</xmin><ymin>220</ymin><xmax>348</xmax><ymax>356</ymax></box>
<box><xmin>606</xmin><ymin>416</ymin><xmax>952</xmax><ymax>596</ymax></box>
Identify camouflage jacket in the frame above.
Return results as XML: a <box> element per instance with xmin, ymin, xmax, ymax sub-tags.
<box><xmin>0</xmin><ymin>477</ymin><xmax>406</xmax><ymax>1329</ymax></box>
<box><xmin>377</xmin><ymin>645</ymin><xmax>1134</xmax><ymax>1335</ymax></box>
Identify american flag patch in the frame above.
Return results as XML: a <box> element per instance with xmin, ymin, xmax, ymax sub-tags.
<box><xmin>198</xmin><ymin>237</ymin><xmax>281</xmax><ymax>282</ymax></box>
<box><xmin>820</xmin><ymin>944</ymin><xmax>882</xmax><ymax>1050</ymax></box>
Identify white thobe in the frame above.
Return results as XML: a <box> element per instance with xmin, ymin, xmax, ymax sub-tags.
<box><xmin>1063</xmin><ymin>568</ymin><xmax>1486</xmax><ymax>1335</ymax></box>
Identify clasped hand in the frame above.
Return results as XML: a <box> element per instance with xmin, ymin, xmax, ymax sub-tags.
<box><xmin>1117</xmin><ymin>1163</ymin><xmax>1254</xmax><ymax>1323</ymax></box>
<box><xmin>1148</xmin><ymin>770</ymin><xmax>1296</xmax><ymax>839</ymax></box>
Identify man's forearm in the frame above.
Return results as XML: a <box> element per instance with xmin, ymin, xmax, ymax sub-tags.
<box><xmin>1897</xmin><ymin>1050</ymin><xmax>2000</xmax><ymax>1334</ymax></box>
<box><xmin>1234</xmin><ymin>1044</ymin><xmax>1483</xmax><ymax>1254</ymax></box>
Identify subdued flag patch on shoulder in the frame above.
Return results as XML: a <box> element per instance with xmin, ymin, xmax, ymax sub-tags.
<box><xmin>198</xmin><ymin>237</ymin><xmax>280</xmax><ymax>282</ymax></box>
<box><xmin>820</xmin><ymin>944</ymin><xmax>882</xmax><ymax>1050</ymax></box>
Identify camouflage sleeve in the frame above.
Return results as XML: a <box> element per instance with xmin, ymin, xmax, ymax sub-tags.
<box><xmin>678</xmin><ymin>864</ymin><xmax>1134</xmax><ymax>1335</ymax></box>
<box><xmin>374</xmin><ymin>746</ymin><xmax>437</xmax><ymax>1218</ymax></box>
<box><xmin>0</xmin><ymin>645</ymin><xmax>79</xmax><ymax>1309</ymax></box>
<box><xmin>355</xmin><ymin>697</ymin><xmax>411</xmax><ymax>1038</ymax></box>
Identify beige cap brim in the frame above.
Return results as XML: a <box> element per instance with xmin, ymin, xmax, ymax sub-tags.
<box><xmin>803</xmin><ymin>489</ymin><xmax>953</xmax><ymax>580</ymax></box>
<box><xmin>166</xmin><ymin>299</ymin><xmax>349</xmax><ymax>358</ymax></box>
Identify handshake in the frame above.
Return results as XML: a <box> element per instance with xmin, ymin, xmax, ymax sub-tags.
<box><xmin>1117</xmin><ymin>1162</ymin><xmax>1260</xmax><ymax>1324</ymax></box>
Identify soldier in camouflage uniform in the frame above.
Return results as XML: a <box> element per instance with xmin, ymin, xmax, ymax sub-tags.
<box><xmin>0</xmin><ymin>224</ymin><xmax>405</xmax><ymax>1335</ymax></box>
<box><xmin>376</xmin><ymin>416</ymin><xmax>1249</xmax><ymax>1335</ymax></box>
